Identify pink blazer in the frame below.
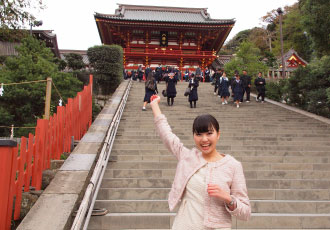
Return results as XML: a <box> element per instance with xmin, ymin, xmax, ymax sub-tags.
<box><xmin>154</xmin><ymin>114</ymin><xmax>251</xmax><ymax>228</ymax></box>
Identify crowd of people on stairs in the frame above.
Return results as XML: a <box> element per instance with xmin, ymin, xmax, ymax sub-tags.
<box><xmin>128</xmin><ymin>66</ymin><xmax>266</xmax><ymax>111</ymax></box>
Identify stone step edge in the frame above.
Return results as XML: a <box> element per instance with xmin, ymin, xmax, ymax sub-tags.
<box><xmin>249</xmin><ymin>93</ymin><xmax>330</xmax><ymax>126</ymax></box>
<box><xmin>101</xmin><ymin>213</ymin><xmax>330</xmax><ymax>217</ymax></box>
<box><xmin>98</xmin><ymin>188</ymin><xmax>330</xmax><ymax>191</ymax></box>
<box><xmin>96</xmin><ymin>199</ymin><xmax>330</xmax><ymax>203</ymax></box>
<box><xmin>101</xmin><ymin>178</ymin><xmax>330</xmax><ymax>181</ymax></box>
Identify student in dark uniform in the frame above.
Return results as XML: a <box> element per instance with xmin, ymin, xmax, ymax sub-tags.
<box><xmin>131</xmin><ymin>70</ymin><xmax>137</xmax><ymax>81</ymax></box>
<box><xmin>145</xmin><ymin>65</ymin><xmax>152</xmax><ymax>78</ymax></box>
<box><xmin>155</xmin><ymin>64</ymin><xmax>162</xmax><ymax>83</ymax></box>
<box><xmin>213</xmin><ymin>69</ymin><xmax>222</xmax><ymax>95</ymax></box>
<box><xmin>188</xmin><ymin>73</ymin><xmax>199</xmax><ymax>108</ymax></box>
<box><xmin>219</xmin><ymin>71</ymin><xmax>230</xmax><ymax>105</ymax></box>
<box><xmin>184</xmin><ymin>68</ymin><xmax>190</xmax><ymax>82</ymax></box>
<box><xmin>195</xmin><ymin>66</ymin><xmax>202</xmax><ymax>82</ymax></box>
<box><xmin>255</xmin><ymin>72</ymin><xmax>266</xmax><ymax>103</ymax></box>
<box><xmin>231</xmin><ymin>70</ymin><xmax>244</xmax><ymax>108</ymax></box>
<box><xmin>138</xmin><ymin>65</ymin><xmax>144</xmax><ymax>82</ymax></box>
<box><xmin>204</xmin><ymin>67</ymin><xmax>211</xmax><ymax>82</ymax></box>
<box><xmin>142</xmin><ymin>72</ymin><xmax>158</xmax><ymax>111</ymax></box>
<box><xmin>241</xmin><ymin>70</ymin><xmax>251</xmax><ymax>102</ymax></box>
<box><xmin>166</xmin><ymin>72</ymin><xmax>177</xmax><ymax>106</ymax></box>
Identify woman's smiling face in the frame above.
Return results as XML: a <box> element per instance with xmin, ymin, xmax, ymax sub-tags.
<box><xmin>193</xmin><ymin>126</ymin><xmax>220</xmax><ymax>155</ymax></box>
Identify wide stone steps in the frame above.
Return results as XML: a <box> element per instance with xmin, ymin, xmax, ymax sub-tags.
<box><xmin>111</xmin><ymin>144</ymin><xmax>330</xmax><ymax>151</ymax></box>
<box><xmin>111</xmin><ymin>149</ymin><xmax>330</xmax><ymax>157</ymax></box>
<box><xmin>104</xmin><ymin>169</ymin><xmax>330</xmax><ymax>180</ymax></box>
<box><xmin>88</xmin><ymin>81</ymin><xmax>330</xmax><ymax>229</ymax></box>
<box><xmin>100</xmin><ymin>178</ymin><xmax>330</xmax><ymax>190</ymax></box>
<box><xmin>88</xmin><ymin>213</ymin><xmax>330</xmax><ymax>229</ymax></box>
<box><xmin>94</xmin><ymin>199</ymin><xmax>330</xmax><ymax>214</ymax></box>
<box><xmin>96</xmin><ymin>188</ymin><xmax>330</xmax><ymax>201</ymax></box>
<box><xmin>109</xmin><ymin>155</ymin><xmax>330</xmax><ymax>163</ymax></box>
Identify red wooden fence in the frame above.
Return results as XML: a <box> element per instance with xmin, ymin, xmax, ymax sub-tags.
<box><xmin>0</xmin><ymin>75</ymin><xmax>93</xmax><ymax>230</ymax></box>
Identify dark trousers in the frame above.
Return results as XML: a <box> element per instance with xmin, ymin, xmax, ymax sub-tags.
<box><xmin>241</xmin><ymin>87</ymin><xmax>250</xmax><ymax>101</ymax></box>
<box><xmin>167</xmin><ymin>97</ymin><xmax>174</xmax><ymax>106</ymax></box>
<box><xmin>214</xmin><ymin>85</ymin><xmax>218</xmax><ymax>93</ymax></box>
<box><xmin>190</xmin><ymin>101</ymin><xmax>197</xmax><ymax>108</ymax></box>
<box><xmin>257</xmin><ymin>92</ymin><xmax>265</xmax><ymax>101</ymax></box>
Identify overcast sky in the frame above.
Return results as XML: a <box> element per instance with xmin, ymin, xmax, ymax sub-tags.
<box><xmin>31</xmin><ymin>0</ymin><xmax>298</xmax><ymax>50</ymax></box>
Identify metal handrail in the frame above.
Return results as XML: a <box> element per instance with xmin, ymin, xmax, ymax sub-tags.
<box><xmin>71</xmin><ymin>79</ymin><xmax>133</xmax><ymax>230</ymax></box>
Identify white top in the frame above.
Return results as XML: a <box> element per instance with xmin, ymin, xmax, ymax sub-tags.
<box><xmin>171</xmin><ymin>163</ymin><xmax>231</xmax><ymax>230</ymax></box>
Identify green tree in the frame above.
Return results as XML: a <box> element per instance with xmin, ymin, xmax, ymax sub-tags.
<box><xmin>87</xmin><ymin>45</ymin><xmax>123</xmax><ymax>95</ymax></box>
<box><xmin>64</xmin><ymin>53</ymin><xmax>85</xmax><ymax>71</ymax></box>
<box><xmin>222</xmin><ymin>29</ymin><xmax>251</xmax><ymax>54</ymax></box>
<box><xmin>299</xmin><ymin>0</ymin><xmax>330</xmax><ymax>57</ymax></box>
<box><xmin>286</xmin><ymin>55</ymin><xmax>330</xmax><ymax>118</ymax></box>
<box><xmin>224</xmin><ymin>41</ymin><xmax>268</xmax><ymax>78</ymax></box>
<box><xmin>0</xmin><ymin>36</ymin><xmax>82</xmax><ymax>137</ymax></box>
<box><xmin>0</xmin><ymin>0</ymin><xmax>44</xmax><ymax>41</ymax></box>
<box><xmin>270</xmin><ymin>3</ymin><xmax>313</xmax><ymax>61</ymax></box>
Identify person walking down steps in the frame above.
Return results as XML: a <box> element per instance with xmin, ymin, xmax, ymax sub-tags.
<box><xmin>188</xmin><ymin>73</ymin><xmax>199</xmax><ymax>108</ymax></box>
<box><xmin>149</xmin><ymin>95</ymin><xmax>251</xmax><ymax>230</ymax></box>
<box><xmin>142</xmin><ymin>72</ymin><xmax>158</xmax><ymax>111</ymax></box>
<box><xmin>219</xmin><ymin>71</ymin><xmax>230</xmax><ymax>105</ymax></box>
<box><xmin>165</xmin><ymin>72</ymin><xmax>177</xmax><ymax>106</ymax></box>
<box><xmin>231</xmin><ymin>70</ymin><xmax>244</xmax><ymax>108</ymax></box>
<box><xmin>255</xmin><ymin>72</ymin><xmax>266</xmax><ymax>103</ymax></box>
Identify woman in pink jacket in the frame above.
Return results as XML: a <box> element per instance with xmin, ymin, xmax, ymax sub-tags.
<box><xmin>150</xmin><ymin>95</ymin><xmax>251</xmax><ymax>230</ymax></box>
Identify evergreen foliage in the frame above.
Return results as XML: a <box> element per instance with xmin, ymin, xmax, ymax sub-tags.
<box><xmin>265</xmin><ymin>79</ymin><xmax>288</xmax><ymax>102</ymax></box>
<box><xmin>87</xmin><ymin>45</ymin><xmax>123</xmax><ymax>95</ymax></box>
<box><xmin>285</xmin><ymin>56</ymin><xmax>330</xmax><ymax>118</ymax></box>
<box><xmin>224</xmin><ymin>41</ymin><xmax>268</xmax><ymax>78</ymax></box>
<box><xmin>64</xmin><ymin>53</ymin><xmax>85</xmax><ymax>71</ymax></box>
<box><xmin>0</xmin><ymin>36</ymin><xmax>83</xmax><ymax>137</ymax></box>
<box><xmin>0</xmin><ymin>0</ymin><xmax>44</xmax><ymax>41</ymax></box>
<box><xmin>299</xmin><ymin>0</ymin><xmax>330</xmax><ymax>57</ymax></box>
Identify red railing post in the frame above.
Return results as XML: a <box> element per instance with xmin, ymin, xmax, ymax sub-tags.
<box><xmin>0</xmin><ymin>140</ymin><xmax>18</xmax><ymax>230</ymax></box>
<box><xmin>0</xmin><ymin>74</ymin><xmax>94</xmax><ymax>226</ymax></box>
<box><xmin>24</xmin><ymin>134</ymin><xmax>34</xmax><ymax>192</ymax></box>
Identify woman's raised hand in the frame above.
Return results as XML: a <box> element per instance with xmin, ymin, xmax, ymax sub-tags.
<box><xmin>150</xmin><ymin>95</ymin><xmax>162</xmax><ymax>118</ymax></box>
<box><xmin>150</xmin><ymin>95</ymin><xmax>160</xmax><ymax>104</ymax></box>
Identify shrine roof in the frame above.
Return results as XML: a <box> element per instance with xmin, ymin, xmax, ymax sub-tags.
<box><xmin>95</xmin><ymin>4</ymin><xmax>235</xmax><ymax>25</ymax></box>
<box><xmin>282</xmin><ymin>48</ymin><xmax>308</xmax><ymax>64</ymax></box>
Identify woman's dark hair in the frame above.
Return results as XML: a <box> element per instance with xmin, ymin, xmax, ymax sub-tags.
<box><xmin>192</xmin><ymin>114</ymin><xmax>220</xmax><ymax>134</ymax></box>
<box><xmin>147</xmin><ymin>72</ymin><xmax>154</xmax><ymax>81</ymax></box>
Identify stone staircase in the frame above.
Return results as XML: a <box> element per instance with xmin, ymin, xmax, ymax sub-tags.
<box><xmin>88</xmin><ymin>81</ymin><xmax>330</xmax><ymax>229</ymax></box>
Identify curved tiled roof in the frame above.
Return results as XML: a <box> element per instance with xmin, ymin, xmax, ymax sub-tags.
<box><xmin>95</xmin><ymin>4</ymin><xmax>235</xmax><ymax>24</ymax></box>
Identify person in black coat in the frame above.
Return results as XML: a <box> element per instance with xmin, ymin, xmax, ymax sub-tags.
<box><xmin>255</xmin><ymin>72</ymin><xmax>266</xmax><ymax>102</ymax></box>
<box><xmin>145</xmin><ymin>65</ymin><xmax>152</xmax><ymax>78</ymax></box>
<box><xmin>231</xmin><ymin>71</ymin><xmax>244</xmax><ymax>108</ymax></box>
<box><xmin>195</xmin><ymin>66</ymin><xmax>202</xmax><ymax>82</ymax></box>
<box><xmin>184</xmin><ymin>68</ymin><xmax>190</xmax><ymax>82</ymax></box>
<box><xmin>219</xmin><ymin>71</ymin><xmax>230</xmax><ymax>105</ymax></box>
<box><xmin>213</xmin><ymin>69</ymin><xmax>222</xmax><ymax>95</ymax></box>
<box><xmin>155</xmin><ymin>64</ymin><xmax>162</xmax><ymax>83</ymax></box>
<box><xmin>204</xmin><ymin>67</ymin><xmax>210</xmax><ymax>82</ymax></box>
<box><xmin>142</xmin><ymin>72</ymin><xmax>158</xmax><ymax>111</ymax></box>
<box><xmin>138</xmin><ymin>65</ymin><xmax>144</xmax><ymax>82</ymax></box>
<box><xmin>188</xmin><ymin>73</ymin><xmax>199</xmax><ymax>108</ymax></box>
<box><xmin>241</xmin><ymin>70</ymin><xmax>252</xmax><ymax>102</ymax></box>
<box><xmin>131</xmin><ymin>70</ymin><xmax>137</xmax><ymax>81</ymax></box>
<box><xmin>165</xmin><ymin>72</ymin><xmax>177</xmax><ymax>106</ymax></box>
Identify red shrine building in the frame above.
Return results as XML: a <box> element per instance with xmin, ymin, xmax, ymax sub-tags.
<box><xmin>94</xmin><ymin>4</ymin><xmax>235</xmax><ymax>71</ymax></box>
<box><xmin>269</xmin><ymin>49</ymin><xmax>309</xmax><ymax>78</ymax></box>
